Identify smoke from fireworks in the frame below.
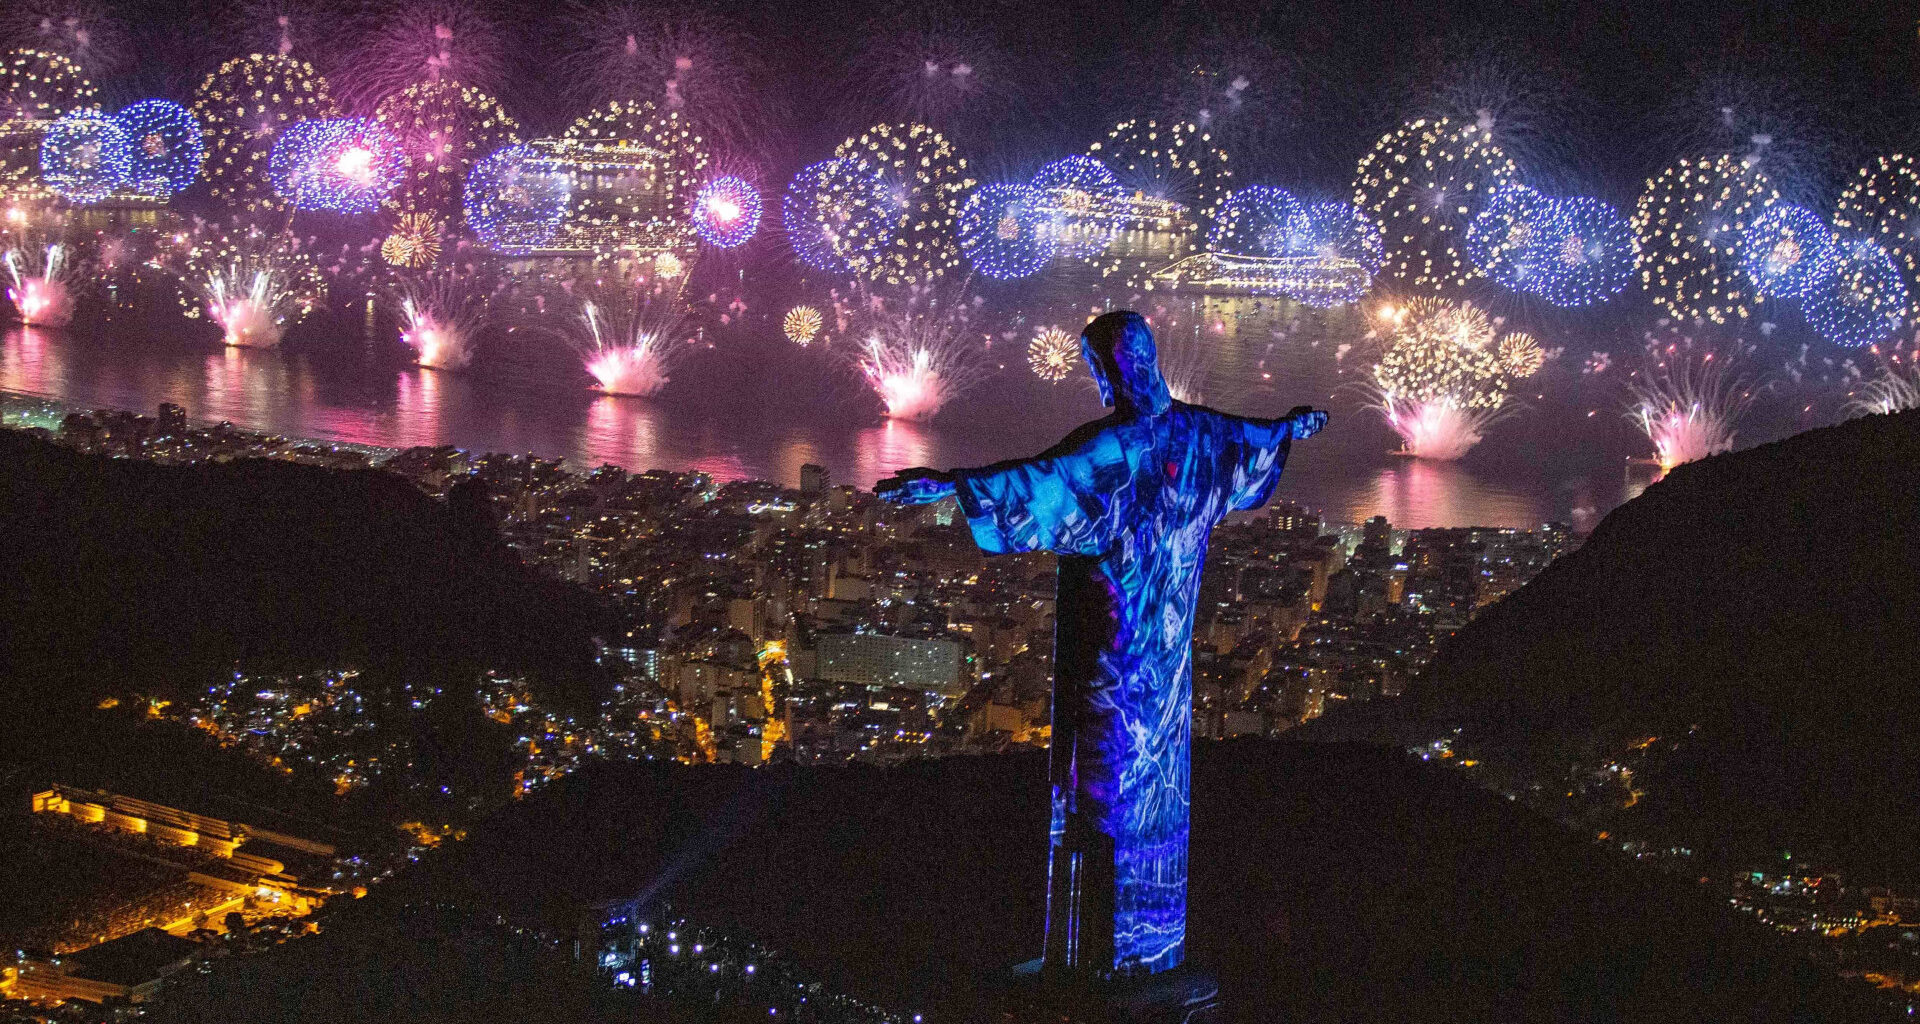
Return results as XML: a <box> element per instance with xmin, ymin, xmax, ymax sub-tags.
<box><xmin>3</xmin><ymin>239</ymin><xmax>76</xmax><ymax>326</ymax></box>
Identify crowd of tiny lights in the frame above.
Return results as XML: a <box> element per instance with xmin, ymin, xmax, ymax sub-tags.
<box><xmin>1027</xmin><ymin>325</ymin><xmax>1079</xmax><ymax>382</ymax></box>
<box><xmin>382</xmin><ymin>212</ymin><xmax>443</xmax><ymax>268</ymax></box>
<box><xmin>782</xmin><ymin>159</ymin><xmax>859</xmax><ymax>272</ymax></box>
<box><xmin>691</xmin><ymin>175</ymin><xmax>761</xmax><ymax>248</ymax></box>
<box><xmin>1524</xmin><ymin>195</ymin><xmax>1640</xmax><ymax>308</ymax></box>
<box><xmin>956</xmin><ymin>181</ymin><xmax>1053</xmax><ymax>280</ymax></box>
<box><xmin>462</xmin><ymin>144</ymin><xmax>571</xmax><ymax>253</ymax></box>
<box><xmin>1351</xmin><ymin>116</ymin><xmax>1516</xmax><ymax>292</ymax></box>
<box><xmin>190</xmin><ymin>53</ymin><xmax>335</xmax><ymax>208</ymax></box>
<box><xmin>1631</xmin><ymin>153</ymin><xmax>1778</xmax><ymax>323</ymax></box>
<box><xmin>824</xmin><ymin>122</ymin><xmax>974</xmax><ymax>286</ymax></box>
<box><xmin>1206</xmin><ymin>184</ymin><xmax>1305</xmax><ymax>257</ymax></box>
<box><xmin>114</xmin><ymin>99</ymin><xmax>204</xmax><ymax>200</ymax></box>
<box><xmin>373</xmin><ymin>79</ymin><xmax>519</xmax><ymax>217</ymax></box>
<box><xmin>268</xmin><ymin>118</ymin><xmax>404</xmax><ymax>214</ymax></box>
<box><xmin>1739</xmin><ymin>202</ymin><xmax>1834</xmax><ymax>301</ymax></box>
<box><xmin>1832</xmin><ymin>153</ymin><xmax>1920</xmax><ymax>318</ymax></box>
<box><xmin>782</xmin><ymin>304</ymin><xmax>821</xmax><ymax>345</ymax></box>
<box><xmin>39</xmin><ymin>112</ymin><xmax>130</xmax><ymax>204</ymax></box>
<box><xmin>1803</xmin><ymin>234</ymin><xmax>1908</xmax><ymax>349</ymax></box>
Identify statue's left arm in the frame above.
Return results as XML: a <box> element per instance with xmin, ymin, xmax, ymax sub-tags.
<box><xmin>1222</xmin><ymin>406</ymin><xmax>1329</xmax><ymax>511</ymax></box>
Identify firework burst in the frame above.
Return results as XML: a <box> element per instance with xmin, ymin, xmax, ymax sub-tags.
<box><xmin>1027</xmin><ymin>325</ymin><xmax>1077</xmax><ymax>382</ymax></box>
<box><xmin>372</xmin><ymin>78</ymin><xmax>518</xmax><ymax>218</ymax></box>
<box><xmin>566</xmin><ymin>271</ymin><xmax>695</xmax><ymax>396</ymax></box>
<box><xmin>1626</xmin><ymin>330</ymin><xmax>1754</xmax><ymax>472</ymax></box>
<box><xmin>178</xmin><ymin>221</ymin><xmax>326</xmax><ymax>348</ymax></box>
<box><xmin>3</xmin><ymin>237</ymin><xmax>77</xmax><ymax>326</ymax></box>
<box><xmin>557</xmin><ymin>3</ymin><xmax>775</xmax><ymax>157</ymax></box>
<box><xmin>1367</xmin><ymin>297</ymin><xmax>1519</xmax><ymax>459</ymax></box>
<box><xmin>1832</xmin><ymin>154</ymin><xmax>1920</xmax><ymax>319</ymax></box>
<box><xmin>1352</xmin><ymin>115</ymin><xmax>1516</xmax><ymax>292</ymax></box>
<box><xmin>1632</xmin><ymin>153</ymin><xmax>1777</xmax><ymax>323</ymax></box>
<box><xmin>822</xmin><ymin>122</ymin><xmax>973</xmax><ymax>286</ymax></box>
<box><xmin>782</xmin><ymin>304</ymin><xmax>821</xmax><ymax>346</ymax></box>
<box><xmin>393</xmin><ymin>266</ymin><xmax>488</xmax><ymax>369</ymax></box>
<box><xmin>381</xmin><ymin>212</ymin><xmax>443</xmax><ymax>267</ymax></box>
<box><xmin>847</xmin><ymin>282</ymin><xmax>990</xmax><ymax>421</ymax></box>
<box><xmin>338</xmin><ymin>0</ymin><xmax>507</xmax><ymax>109</ymax></box>
<box><xmin>190</xmin><ymin>54</ymin><xmax>335</xmax><ymax>209</ymax></box>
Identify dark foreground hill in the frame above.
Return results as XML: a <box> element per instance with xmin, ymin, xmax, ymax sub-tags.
<box><xmin>0</xmin><ymin>429</ymin><xmax>606</xmax><ymax>713</ymax></box>
<box><xmin>155</xmin><ymin>743</ymin><xmax>1881</xmax><ymax>1024</ymax></box>
<box><xmin>1307</xmin><ymin>409</ymin><xmax>1920</xmax><ymax>880</ymax></box>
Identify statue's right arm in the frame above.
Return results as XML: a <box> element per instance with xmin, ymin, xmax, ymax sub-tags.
<box><xmin>947</xmin><ymin>422</ymin><xmax>1133</xmax><ymax>557</ymax></box>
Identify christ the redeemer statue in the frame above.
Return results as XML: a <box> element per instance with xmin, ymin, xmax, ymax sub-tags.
<box><xmin>878</xmin><ymin>310</ymin><xmax>1327</xmax><ymax>981</ymax></box>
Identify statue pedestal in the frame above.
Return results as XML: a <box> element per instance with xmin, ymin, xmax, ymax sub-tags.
<box><xmin>993</xmin><ymin>960</ymin><xmax>1223</xmax><ymax>1024</ymax></box>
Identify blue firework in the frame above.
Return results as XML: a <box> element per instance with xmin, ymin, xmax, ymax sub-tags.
<box><xmin>1031</xmin><ymin>154</ymin><xmax>1119</xmax><ymax>196</ymax></box>
<box><xmin>1739</xmin><ymin>203</ymin><xmax>1835</xmax><ymax>301</ymax></box>
<box><xmin>1464</xmin><ymin>181</ymin><xmax>1551</xmax><ymax>291</ymax></box>
<box><xmin>1522</xmin><ymin>196</ymin><xmax>1639</xmax><ymax>308</ymax></box>
<box><xmin>781</xmin><ymin>158</ymin><xmax>896</xmax><ymax>274</ymax></box>
<box><xmin>268</xmin><ymin>119</ymin><xmax>406</xmax><ymax>215</ymax></box>
<box><xmin>1293</xmin><ymin>201</ymin><xmax>1385</xmax><ymax>276</ymax></box>
<box><xmin>692</xmin><ymin>175</ymin><xmax>762</xmax><ymax>249</ymax></box>
<box><xmin>463</xmin><ymin>144</ymin><xmax>572</xmax><ymax>254</ymax></box>
<box><xmin>1804</xmin><ymin>234</ymin><xmax>1907</xmax><ymax>348</ymax></box>
<box><xmin>957</xmin><ymin>181</ymin><xmax>1055</xmax><ymax>280</ymax></box>
<box><xmin>40</xmin><ymin>113</ymin><xmax>132</xmax><ymax>205</ymax></box>
<box><xmin>112</xmin><ymin>99</ymin><xmax>204</xmax><ymax>201</ymax></box>
<box><xmin>1207</xmin><ymin>184</ymin><xmax>1306</xmax><ymax>257</ymax></box>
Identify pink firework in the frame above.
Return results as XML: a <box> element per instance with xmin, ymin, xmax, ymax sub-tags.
<box><xmin>395</xmin><ymin>267</ymin><xmax>488</xmax><ymax>369</ymax></box>
<box><xmin>568</xmin><ymin>275</ymin><xmax>695</xmax><ymax>397</ymax></box>
<box><xmin>2</xmin><ymin>241</ymin><xmax>76</xmax><ymax>327</ymax></box>
<box><xmin>337</xmin><ymin>0</ymin><xmax>506</xmax><ymax>108</ymax></box>
<box><xmin>849</xmin><ymin>282</ymin><xmax>990</xmax><ymax>421</ymax></box>
<box><xmin>1626</xmin><ymin>330</ymin><xmax>1755</xmax><ymax>472</ymax></box>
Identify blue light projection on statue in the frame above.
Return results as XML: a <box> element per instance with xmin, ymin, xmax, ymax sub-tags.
<box><xmin>878</xmin><ymin>311</ymin><xmax>1325</xmax><ymax>977</ymax></box>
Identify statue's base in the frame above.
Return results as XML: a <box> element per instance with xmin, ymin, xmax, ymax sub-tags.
<box><xmin>990</xmin><ymin>960</ymin><xmax>1222</xmax><ymax>1024</ymax></box>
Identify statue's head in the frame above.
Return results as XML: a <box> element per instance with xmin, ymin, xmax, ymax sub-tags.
<box><xmin>1081</xmin><ymin>310</ymin><xmax>1173</xmax><ymax>416</ymax></box>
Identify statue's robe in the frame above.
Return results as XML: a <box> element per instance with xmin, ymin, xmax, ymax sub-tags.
<box><xmin>953</xmin><ymin>402</ymin><xmax>1297</xmax><ymax>974</ymax></box>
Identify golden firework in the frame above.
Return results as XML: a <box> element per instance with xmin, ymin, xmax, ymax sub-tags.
<box><xmin>1496</xmin><ymin>332</ymin><xmax>1545</xmax><ymax>378</ymax></box>
<box><xmin>380</xmin><ymin>213</ymin><xmax>443</xmax><ymax>268</ymax></box>
<box><xmin>783</xmin><ymin>305</ymin><xmax>823</xmax><ymax>346</ymax></box>
<box><xmin>1027</xmin><ymin>326</ymin><xmax>1079</xmax><ymax>382</ymax></box>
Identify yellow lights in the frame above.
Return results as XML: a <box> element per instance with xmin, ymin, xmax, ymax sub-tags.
<box><xmin>1352</xmin><ymin>116</ymin><xmax>1516</xmax><ymax>291</ymax></box>
<box><xmin>825</xmin><ymin>122</ymin><xmax>974</xmax><ymax>286</ymax></box>
<box><xmin>782</xmin><ymin>305</ymin><xmax>822</xmax><ymax>346</ymax></box>
<box><xmin>1631</xmin><ymin>153</ymin><xmax>1777</xmax><ymax>323</ymax></box>
<box><xmin>191</xmin><ymin>54</ymin><xmax>335</xmax><ymax>208</ymax></box>
<box><xmin>373</xmin><ymin>79</ymin><xmax>518</xmax><ymax>216</ymax></box>
<box><xmin>1833</xmin><ymin>153</ymin><xmax>1920</xmax><ymax>317</ymax></box>
<box><xmin>1027</xmin><ymin>326</ymin><xmax>1078</xmax><ymax>382</ymax></box>
<box><xmin>381</xmin><ymin>212</ymin><xmax>443</xmax><ymax>268</ymax></box>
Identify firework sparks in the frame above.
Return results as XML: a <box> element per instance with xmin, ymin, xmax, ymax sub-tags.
<box><xmin>179</xmin><ymin>222</ymin><xmax>326</xmax><ymax>348</ymax></box>
<box><xmin>566</xmin><ymin>272</ymin><xmax>694</xmax><ymax>396</ymax></box>
<box><xmin>1352</xmin><ymin>116</ymin><xmax>1516</xmax><ymax>292</ymax></box>
<box><xmin>1367</xmin><ymin>297</ymin><xmax>1517</xmax><ymax>459</ymax></box>
<box><xmin>1627</xmin><ymin>334</ymin><xmax>1754</xmax><ymax>472</ymax></box>
<box><xmin>394</xmin><ymin>266</ymin><xmax>488</xmax><ymax>369</ymax></box>
<box><xmin>849</xmin><ymin>282</ymin><xmax>990</xmax><ymax>421</ymax></box>
<box><xmin>3</xmin><ymin>239</ymin><xmax>76</xmax><ymax>326</ymax></box>
<box><xmin>381</xmin><ymin>212</ymin><xmax>443</xmax><ymax>267</ymax></box>
<box><xmin>1632</xmin><ymin>153</ymin><xmax>1777</xmax><ymax>323</ymax></box>
<box><xmin>782</xmin><ymin>304</ymin><xmax>821</xmax><ymax>346</ymax></box>
<box><xmin>190</xmin><ymin>54</ymin><xmax>335</xmax><ymax>209</ymax></box>
<box><xmin>1027</xmin><ymin>325</ymin><xmax>1077</xmax><ymax>382</ymax></box>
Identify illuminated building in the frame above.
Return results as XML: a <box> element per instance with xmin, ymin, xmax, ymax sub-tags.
<box><xmin>815</xmin><ymin>632</ymin><xmax>966</xmax><ymax>695</ymax></box>
<box><xmin>467</xmin><ymin>136</ymin><xmax>698</xmax><ymax>258</ymax></box>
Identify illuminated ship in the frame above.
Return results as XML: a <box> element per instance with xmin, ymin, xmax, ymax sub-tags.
<box><xmin>1146</xmin><ymin>251</ymin><xmax>1372</xmax><ymax>303</ymax></box>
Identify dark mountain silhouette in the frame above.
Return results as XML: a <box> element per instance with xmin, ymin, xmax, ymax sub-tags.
<box><xmin>156</xmin><ymin>744</ymin><xmax>1885</xmax><ymax>1024</ymax></box>
<box><xmin>1307</xmin><ymin>409</ymin><xmax>1920</xmax><ymax>881</ymax></box>
<box><xmin>0</xmin><ymin>429</ymin><xmax>608</xmax><ymax>716</ymax></box>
